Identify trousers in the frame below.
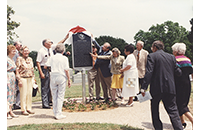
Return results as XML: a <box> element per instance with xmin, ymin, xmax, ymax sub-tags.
<box><xmin>151</xmin><ymin>93</ymin><xmax>183</xmax><ymax>130</ymax></box>
<box><xmin>19</xmin><ymin>77</ymin><xmax>33</xmax><ymax>112</ymax></box>
<box><xmin>87</xmin><ymin>69</ymin><xmax>99</xmax><ymax>99</ymax></box>
<box><xmin>97</xmin><ymin>68</ymin><xmax>112</xmax><ymax>99</ymax></box>
<box><xmin>40</xmin><ymin>67</ymin><xmax>52</xmax><ymax>107</ymax></box>
<box><xmin>50</xmin><ymin>74</ymin><xmax>67</xmax><ymax>117</ymax></box>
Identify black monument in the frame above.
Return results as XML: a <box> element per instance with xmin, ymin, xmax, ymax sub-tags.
<box><xmin>72</xmin><ymin>32</ymin><xmax>93</xmax><ymax>70</ymax></box>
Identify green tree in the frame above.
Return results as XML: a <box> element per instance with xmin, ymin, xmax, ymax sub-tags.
<box><xmin>7</xmin><ymin>5</ymin><xmax>20</xmax><ymax>45</ymax></box>
<box><xmin>187</xmin><ymin>18</ymin><xmax>193</xmax><ymax>43</ymax></box>
<box><xmin>29</xmin><ymin>51</ymin><xmax>38</xmax><ymax>68</ymax></box>
<box><xmin>95</xmin><ymin>36</ymin><xmax>128</xmax><ymax>56</ymax></box>
<box><xmin>134</xmin><ymin>21</ymin><xmax>193</xmax><ymax>62</ymax></box>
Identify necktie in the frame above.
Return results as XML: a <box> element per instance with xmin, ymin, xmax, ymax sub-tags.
<box><xmin>48</xmin><ymin>49</ymin><xmax>50</xmax><ymax>56</ymax></box>
<box><xmin>137</xmin><ymin>51</ymin><xmax>140</xmax><ymax>62</ymax></box>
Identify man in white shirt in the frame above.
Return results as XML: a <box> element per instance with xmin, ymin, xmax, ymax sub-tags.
<box><xmin>36</xmin><ymin>39</ymin><xmax>54</xmax><ymax>109</ymax></box>
<box><xmin>36</xmin><ymin>34</ymin><xmax>69</xmax><ymax>109</ymax></box>
<box><xmin>45</xmin><ymin>44</ymin><xmax>71</xmax><ymax>120</ymax></box>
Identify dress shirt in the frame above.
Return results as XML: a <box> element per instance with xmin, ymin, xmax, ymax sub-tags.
<box><xmin>36</xmin><ymin>46</ymin><xmax>54</xmax><ymax>66</ymax></box>
<box><xmin>45</xmin><ymin>53</ymin><xmax>69</xmax><ymax>78</ymax></box>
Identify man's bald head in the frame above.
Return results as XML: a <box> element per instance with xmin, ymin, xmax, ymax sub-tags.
<box><xmin>102</xmin><ymin>42</ymin><xmax>111</xmax><ymax>52</ymax></box>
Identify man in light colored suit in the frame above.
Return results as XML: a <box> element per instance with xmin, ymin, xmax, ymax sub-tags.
<box><xmin>133</xmin><ymin>41</ymin><xmax>149</xmax><ymax>101</ymax></box>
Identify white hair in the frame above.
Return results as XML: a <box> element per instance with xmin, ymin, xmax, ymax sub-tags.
<box><xmin>55</xmin><ymin>44</ymin><xmax>65</xmax><ymax>53</ymax></box>
<box><xmin>137</xmin><ymin>40</ymin><xmax>144</xmax><ymax>46</ymax></box>
<box><xmin>171</xmin><ymin>43</ymin><xmax>186</xmax><ymax>55</ymax></box>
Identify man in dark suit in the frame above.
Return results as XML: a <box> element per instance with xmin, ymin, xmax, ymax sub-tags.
<box><xmin>141</xmin><ymin>40</ymin><xmax>183</xmax><ymax>130</ymax></box>
<box><xmin>94</xmin><ymin>42</ymin><xmax>112</xmax><ymax>102</ymax></box>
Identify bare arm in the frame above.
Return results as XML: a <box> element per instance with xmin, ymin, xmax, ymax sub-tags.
<box><xmin>120</xmin><ymin>65</ymin><xmax>131</xmax><ymax>73</ymax></box>
<box><xmin>36</xmin><ymin>62</ymin><xmax>45</xmax><ymax>79</ymax></box>
<box><xmin>58</xmin><ymin>33</ymin><xmax>69</xmax><ymax>44</ymax></box>
<box><xmin>65</xmin><ymin>69</ymin><xmax>71</xmax><ymax>88</ymax></box>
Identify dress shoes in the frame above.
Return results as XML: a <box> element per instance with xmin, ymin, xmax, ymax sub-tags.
<box><xmin>43</xmin><ymin>106</ymin><xmax>51</xmax><ymax>109</ymax></box>
<box><xmin>10</xmin><ymin>114</ymin><xmax>19</xmax><ymax>118</ymax></box>
<box><xmin>7</xmin><ymin>115</ymin><xmax>12</xmax><ymax>119</ymax></box>
<box><xmin>27</xmin><ymin>110</ymin><xmax>35</xmax><ymax>114</ymax></box>
<box><xmin>96</xmin><ymin>97</ymin><xmax>104</xmax><ymax>100</ymax></box>
<box><xmin>55</xmin><ymin>115</ymin><xmax>66</xmax><ymax>120</ymax></box>
<box><xmin>126</xmin><ymin>102</ymin><xmax>134</xmax><ymax>107</ymax></box>
<box><xmin>21</xmin><ymin>111</ymin><xmax>29</xmax><ymax>116</ymax></box>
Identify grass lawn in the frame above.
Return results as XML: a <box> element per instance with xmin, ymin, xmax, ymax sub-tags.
<box><xmin>7</xmin><ymin>123</ymin><xmax>144</xmax><ymax>130</ymax></box>
<box><xmin>34</xmin><ymin>70</ymin><xmax>193</xmax><ymax>114</ymax></box>
<box><xmin>33</xmin><ymin>70</ymin><xmax>104</xmax><ymax>102</ymax></box>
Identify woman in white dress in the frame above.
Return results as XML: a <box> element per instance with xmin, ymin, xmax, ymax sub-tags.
<box><xmin>120</xmin><ymin>45</ymin><xmax>139</xmax><ymax>107</ymax></box>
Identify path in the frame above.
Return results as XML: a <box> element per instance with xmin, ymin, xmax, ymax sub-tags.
<box><xmin>7</xmin><ymin>98</ymin><xmax>192</xmax><ymax>130</ymax></box>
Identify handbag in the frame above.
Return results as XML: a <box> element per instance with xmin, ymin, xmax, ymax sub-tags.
<box><xmin>32</xmin><ymin>79</ymin><xmax>39</xmax><ymax>97</ymax></box>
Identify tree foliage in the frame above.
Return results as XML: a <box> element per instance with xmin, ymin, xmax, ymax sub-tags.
<box><xmin>187</xmin><ymin>18</ymin><xmax>193</xmax><ymax>44</ymax></box>
<box><xmin>134</xmin><ymin>21</ymin><xmax>193</xmax><ymax>62</ymax></box>
<box><xmin>29</xmin><ymin>51</ymin><xmax>38</xmax><ymax>68</ymax></box>
<box><xmin>7</xmin><ymin>5</ymin><xmax>20</xmax><ymax>45</ymax></box>
<box><xmin>95</xmin><ymin>36</ymin><xmax>128</xmax><ymax>56</ymax></box>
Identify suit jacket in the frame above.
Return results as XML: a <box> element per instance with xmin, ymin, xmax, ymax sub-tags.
<box><xmin>97</xmin><ymin>55</ymin><xmax>125</xmax><ymax>74</ymax></box>
<box><xmin>94</xmin><ymin>50</ymin><xmax>112</xmax><ymax>77</ymax></box>
<box><xmin>133</xmin><ymin>49</ymin><xmax>149</xmax><ymax>78</ymax></box>
<box><xmin>141</xmin><ymin>50</ymin><xmax>182</xmax><ymax>96</ymax></box>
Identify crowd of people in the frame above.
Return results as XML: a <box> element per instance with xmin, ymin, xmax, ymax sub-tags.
<box><xmin>7</xmin><ymin>33</ymin><xmax>193</xmax><ymax>129</ymax></box>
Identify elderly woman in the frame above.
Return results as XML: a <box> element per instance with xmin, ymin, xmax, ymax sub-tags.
<box><xmin>16</xmin><ymin>46</ymin><xmax>35</xmax><ymax>115</ymax></box>
<box><xmin>91</xmin><ymin>47</ymin><xmax>125</xmax><ymax>103</ymax></box>
<box><xmin>45</xmin><ymin>44</ymin><xmax>71</xmax><ymax>120</ymax></box>
<box><xmin>7</xmin><ymin>45</ymin><xmax>19</xmax><ymax>119</ymax></box>
<box><xmin>172</xmin><ymin>43</ymin><xmax>193</xmax><ymax>128</ymax></box>
<box><xmin>120</xmin><ymin>45</ymin><xmax>139</xmax><ymax>107</ymax></box>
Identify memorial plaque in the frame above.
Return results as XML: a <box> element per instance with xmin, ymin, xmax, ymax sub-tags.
<box><xmin>72</xmin><ymin>32</ymin><xmax>93</xmax><ymax>71</ymax></box>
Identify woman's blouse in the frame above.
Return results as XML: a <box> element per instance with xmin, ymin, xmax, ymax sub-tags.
<box><xmin>16</xmin><ymin>56</ymin><xmax>35</xmax><ymax>81</ymax></box>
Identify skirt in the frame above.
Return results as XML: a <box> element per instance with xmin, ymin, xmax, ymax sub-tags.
<box><xmin>7</xmin><ymin>72</ymin><xmax>16</xmax><ymax>105</ymax></box>
<box><xmin>111</xmin><ymin>74</ymin><xmax>123</xmax><ymax>89</ymax></box>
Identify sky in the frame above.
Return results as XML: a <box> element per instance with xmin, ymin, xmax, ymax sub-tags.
<box><xmin>7</xmin><ymin>0</ymin><xmax>193</xmax><ymax>51</ymax></box>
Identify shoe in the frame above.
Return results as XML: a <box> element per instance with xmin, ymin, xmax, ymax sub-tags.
<box><xmin>55</xmin><ymin>115</ymin><xmax>66</xmax><ymax>120</ymax></box>
<box><xmin>7</xmin><ymin>113</ymin><xmax>12</xmax><ymax>119</ymax></box>
<box><xmin>182</xmin><ymin>123</ymin><xmax>187</xmax><ymax>129</ymax></box>
<box><xmin>10</xmin><ymin>113</ymin><xmax>19</xmax><ymax>118</ymax></box>
<box><xmin>118</xmin><ymin>96</ymin><xmax>123</xmax><ymax>99</ymax></box>
<box><xmin>126</xmin><ymin>102</ymin><xmax>134</xmax><ymax>107</ymax></box>
<box><xmin>21</xmin><ymin>111</ymin><xmax>29</xmax><ymax>116</ymax></box>
<box><xmin>7</xmin><ymin>116</ymin><xmax>12</xmax><ymax>119</ymax></box>
<box><xmin>96</xmin><ymin>97</ymin><xmax>104</xmax><ymax>100</ymax></box>
<box><xmin>27</xmin><ymin>110</ymin><xmax>35</xmax><ymax>114</ymax></box>
<box><xmin>43</xmin><ymin>106</ymin><xmax>51</xmax><ymax>109</ymax></box>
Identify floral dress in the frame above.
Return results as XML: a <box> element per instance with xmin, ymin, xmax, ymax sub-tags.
<box><xmin>7</xmin><ymin>56</ymin><xmax>16</xmax><ymax>105</ymax></box>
